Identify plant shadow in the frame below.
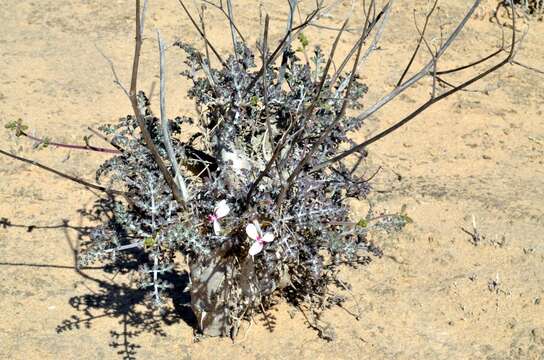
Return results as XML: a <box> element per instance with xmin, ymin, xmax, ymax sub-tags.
<box><xmin>56</xmin><ymin>261</ymin><xmax>195</xmax><ymax>360</ymax></box>
<box><xmin>0</xmin><ymin>199</ymin><xmax>197</xmax><ymax>360</ymax></box>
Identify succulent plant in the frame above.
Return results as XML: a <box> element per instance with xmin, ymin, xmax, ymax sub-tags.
<box><xmin>1</xmin><ymin>0</ymin><xmax>519</xmax><ymax>340</ymax></box>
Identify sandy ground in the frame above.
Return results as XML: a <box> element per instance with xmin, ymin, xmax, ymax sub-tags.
<box><xmin>1</xmin><ymin>0</ymin><xmax>543</xmax><ymax>359</ymax></box>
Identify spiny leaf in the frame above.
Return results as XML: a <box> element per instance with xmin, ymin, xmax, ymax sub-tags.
<box><xmin>298</xmin><ymin>33</ymin><xmax>309</xmax><ymax>48</ymax></box>
<box><xmin>5</xmin><ymin>119</ymin><xmax>28</xmax><ymax>136</ymax></box>
<box><xmin>144</xmin><ymin>236</ymin><xmax>156</xmax><ymax>249</ymax></box>
<box><xmin>356</xmin><ymin>219</ymin><xmax>368</xmax><ymax>228</ymax></box>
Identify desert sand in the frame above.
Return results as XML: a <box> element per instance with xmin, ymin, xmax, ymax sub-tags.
<box><xmin>1</xmin><ymin>1</ymin><xmax>543</xmax><ymax>359</ymax></box>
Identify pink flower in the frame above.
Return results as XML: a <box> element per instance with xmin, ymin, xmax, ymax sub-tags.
<box><xmin>246</xmin><ymin>220</ymin><xmax>274</xmax><ymax>256</ymax></box>
<box><xmin>208</xmin><ymin>200</ymin><xmax>230</xmax><ymax>235</ymax></box>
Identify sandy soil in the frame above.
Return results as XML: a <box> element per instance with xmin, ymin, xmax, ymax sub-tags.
<box><xmin>1</xmin><ymin>1</ymin><xmax>543</xmax><ymax>359</ymax></box>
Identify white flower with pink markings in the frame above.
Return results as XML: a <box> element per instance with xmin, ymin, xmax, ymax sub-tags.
<box><xmin>246</xmin><ymin>220</ymin><xmax>274</xmax><ymax>256</ymax></box>
<box><xmin>208</xmin><ymin>200</ymin><xmax>230</xmax><ymax>235</ymax></box>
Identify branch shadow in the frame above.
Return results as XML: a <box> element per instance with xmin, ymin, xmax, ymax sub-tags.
<box><xmin>55</xmin><ymin>260</ymin><xmax>194</xmax><ymax>360</ymax></box>
<box><xmin>1</xmin><ymin>202</ymin><xmax>196</xmax><ymax>359</ymax></box>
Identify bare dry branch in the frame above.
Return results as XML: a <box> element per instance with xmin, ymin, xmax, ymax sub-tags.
<box><xmin>16</xmin><ymin>127</ymin><xmax>120</xmax><ymax>154</ymax></box>
<box><xmin>87</xmin><ymin>127</ymin><xmax>125</xmax><ymax>152</ymax></box>
<box><xmin>157</xmin><ymin>29</ymin><xmax>190</xmax><ymax>202</ymax></box>
<box><xmin>177</xmin><ymin>0</ymin><xmax>226</xmax><ymax>66</ymax></box>
<box><xmin>225</xmin><ymin>0</ymin><xmax>239</xmax><ymax>58</ymax></box>
<box><xmin>330</xmin><ymin>0</ymin><xmax>391</xmax><ymax>86</ymax></box>
<box><xmin>129</xmin><ymin>0</ymin><xmax>186</xmax><ymax>207</ymax></box>
<box><xmin>396</xmin><ymin>0</ymin><xmax>439</xmax><ymax>87</ymax></box>
<box><xmin>95</xmin><ymin>45</ymin><xmax>130</xmax><ymax>98</ymax></box>
<box><xmin>245</xmin><ymin>6</ymin><xmax>322</xmax><ymax>93</ymax></box>
<box><xmin>200</xmin><ymin>0</ymin><xmax>246</xmax><ymax>42</ymax></box>
<box><xmin>312</xmin><ymin>0</ymin><xmax>518</xmax><ymax>173</ymax></box>
<box><xmin>276</xmin><ymin>18</ymin><xmax>367</xmax><ymax>207</ymax></box>
<box><xmin>511</xmin><ymin>59</ymin><xmax>544</xmax><ymax>74</ymax></box>
<box><xmin>0</xmin><ymin>148</ymin><xmax>126</xmax><ymax>197</ymax></box>
<box><xmin>276</xmin><ymin>0</ymin><xmax>298</xmax><ymax>88</ymax></box>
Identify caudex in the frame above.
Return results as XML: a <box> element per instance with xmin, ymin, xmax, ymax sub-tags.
<box><xmin>1</xmin><ymin>0</ymin><xmax>519</xmax><ymax>338</ymax></box>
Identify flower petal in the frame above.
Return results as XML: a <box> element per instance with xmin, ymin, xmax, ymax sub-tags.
<box><xmin>246</xmin><ymin>223</ymin><xmax>259</xmax><ymax>240</ymax></box>
<box><xmin>248</xmin><ymin>241</ymin><xmax>264</xmax><ymax>256</ymax></box>
<box><xmin>262</xmin><ymin>232</ymin><xmax>274</xmax><ymax>243</ymax></box>
<box><xmin>215</xmin><ymin>200</ymin><xmax>230</xmax><ymax>218</ymax></box>
<box><xmin>252</xmin><ymin>220</ymin><xmax>262</xmax><ymax>234</ymax></box>
<box><xmin>213</xmin><ymin>220</ymin><xmax>221</xmax><ymax>235</ymax></box>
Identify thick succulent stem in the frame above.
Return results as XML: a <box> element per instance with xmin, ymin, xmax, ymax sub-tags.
<box><xmin>189</xmin><ymin>248</ymin><xmax>233</xmax><ymax>336</ymax></box>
